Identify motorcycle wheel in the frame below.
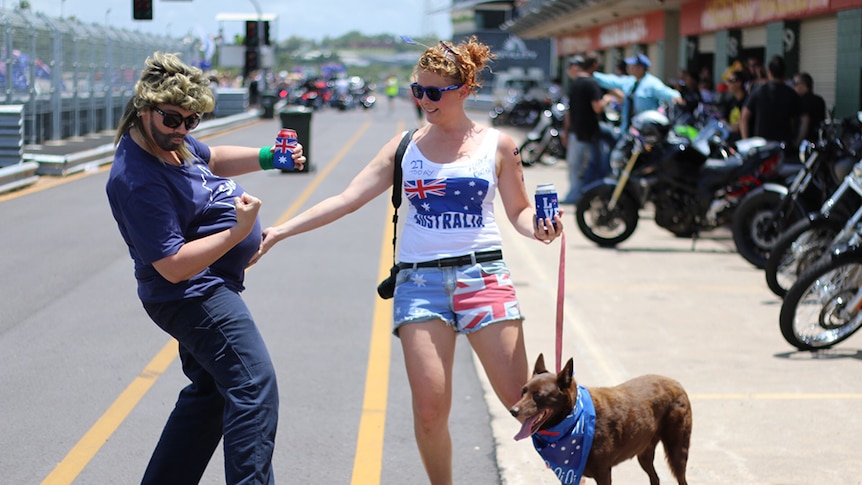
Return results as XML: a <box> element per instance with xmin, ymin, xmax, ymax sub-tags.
<box><xmin>575</xmin><ymin>184</ymin><xmax>639</xmax><ymax>247</ymax></box>
<box><xmin>764</xmin><ymin>216</ymin><xmax>843</xmax><ymax>298</ymax></box>
<box><xmin>779</xmin><ymin>249</ymin><xmax>862</xmax><ymax>351</ymax></box>
<box><xmin>731</xmin><ymin>189</ymin><xmax>805</xmax><ymax>269</ymax></box>
<box><xmin>518</xmin><ymin>139</ymin><xmax>544</xmax><ymax>167</ymax></box>
<box><xmin>489</xmin><ymin>109</ymin><xmax>505</xmax><ymax>127</ymax></box>
<box><xmin>540</xmin><ymin>136</ymin><xmax>564</xmax><ymax>166</ymax></box>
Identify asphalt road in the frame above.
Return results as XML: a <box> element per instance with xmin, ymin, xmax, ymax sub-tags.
<box><xmin>2</xmin><ymin>98</ymin><xmax>862</xmax><ymax>485</ymax></box>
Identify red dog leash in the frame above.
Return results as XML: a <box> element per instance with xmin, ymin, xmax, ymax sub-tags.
<box><xmin>555</xmin><ymin>231</ymin><xmax>566</xmax><ymax>373</ymax></box>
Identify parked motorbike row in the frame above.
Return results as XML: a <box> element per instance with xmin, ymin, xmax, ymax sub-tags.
<box><xmin>575</xmin><ymin>109</ymin><xmax>788</xmax><ymax>246</ymax></box>
<box><xmin>284</xmin><ymin>76</ymin><xmax>376</xmax><ymax>111</ymax></box>
<box><xmin>572</xmin><ymin>108</ymin><xmax>862</xmax><ymax>352</ymax></box>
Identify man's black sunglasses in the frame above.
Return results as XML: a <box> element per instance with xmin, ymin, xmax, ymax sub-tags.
<box><xmin>410</xmin><ymin>82</ymin><xmax>463</xmax><ymax>102</ymax></box>
<box><xmin>151</xmin><ymin>106</ymin><xmax>201</xmax><ymax>130</ymax></box>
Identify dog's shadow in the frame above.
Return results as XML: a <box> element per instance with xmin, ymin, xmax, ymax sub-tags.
<box><xmin>774</xmin><ymin>348</ymin><xmax>862</xmax><ymax>361</ymax></box>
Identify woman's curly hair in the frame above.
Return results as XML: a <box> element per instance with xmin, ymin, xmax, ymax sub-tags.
<box><xmin>114</xmin><ymin>52</ymin><xmax>214</xmax><ymax>161</ymax></box>
<box><xmin>413</xmin><ymin>35</ymin><xmax>495</xmax><ymax>95</ymax></box>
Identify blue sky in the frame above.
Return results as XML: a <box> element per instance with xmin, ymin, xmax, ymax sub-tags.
<box><xmin>22</xmin><ymin>0</ymin><xmax>453</xmax><ymax>42</ymax></box>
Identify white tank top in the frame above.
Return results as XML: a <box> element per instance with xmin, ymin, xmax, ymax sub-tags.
<box><xmin>398</xmin><ymin>128</ymin><xmax>502</xmax><ymax>263</ymax></box>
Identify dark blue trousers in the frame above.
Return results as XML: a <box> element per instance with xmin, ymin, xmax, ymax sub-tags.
<box><xmin>142</xmin><ymin>286</ymin><xmax>278</xmax><ymax>485</ymax></box>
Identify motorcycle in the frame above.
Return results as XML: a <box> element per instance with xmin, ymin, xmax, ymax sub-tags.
<box><xmin>359</xmin><ymin>93</ymin><xmax>376</xmax><ymax>109</ymax></box>
<box><xmin>778</xmin><ymin>234</ymin><xmax>862</xmax><ymax>351</ymax></box>
<box><xmin>575</xmin><ymin>110</ymin><xmax>784</xmax><ymax>247</ymax></box>
<box><xmin>731</xmin><ymin>116</ymin><xmax>858</xmax><ymax>269</ymax></box>
<box><xmin>764</xmin><ymin>158</ymin><xmax>862</xmax><ymax>297</ymax></box>
<box><xmin>519</xmin><ymin>102</ymin><xmax>567</xmax><ymax>167</ymax></box>
<box><xmin>331</xmin><ymin>92</ymin><xmax>354</xmax><ymax>111</ymax></box>
<box><xmin>489</xmin><ymin>94</ymin><xmax>548</xmax><ymax>128</ymax></box>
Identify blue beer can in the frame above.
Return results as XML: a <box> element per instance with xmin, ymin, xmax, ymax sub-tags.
<box><xmin>535</xmin><ymin>183</ymin><xmax>559</xmax><ymax>226</ymax></box>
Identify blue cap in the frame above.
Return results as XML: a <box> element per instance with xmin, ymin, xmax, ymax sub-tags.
<box><xmin>624</xmin><ymin>53</ymin><xmax>651</xmax><ymax>68</ymax></box>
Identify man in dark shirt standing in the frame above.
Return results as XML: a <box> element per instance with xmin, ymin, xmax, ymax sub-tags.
<box><xmin>740</xmin><ymin>55</ymin><xmax>807</xmax><ymax>151</ymax></box>
<box><xmin>561</xmin><ymin>55</ymin><xmax>607</xmax><ymax>204</ymax></box>
<box><xmin>793</xmin><ymin>72</ymin><xmax>827</xmax><ymax>143</ymax></box>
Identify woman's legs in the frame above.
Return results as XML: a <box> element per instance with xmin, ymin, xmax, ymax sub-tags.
<box><xmin>398</xmin><ymin>319</ymin><xmax>458</xmax><ymax>485</ymax></box>
<box><xmin>467</xmin><ymin>319</ymin><xmax>529</xmax><ymax>409</ymax></box>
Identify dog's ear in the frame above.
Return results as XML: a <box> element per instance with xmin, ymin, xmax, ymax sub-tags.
<box><xmin>557</xmin><ymin>358</ymin><xmax>574</xmax><ymax>390</ymax></box>
<box><xmin>533</xmin><ymin>353</ymin><xmax>548</xmax><ymax>375</ymax></box>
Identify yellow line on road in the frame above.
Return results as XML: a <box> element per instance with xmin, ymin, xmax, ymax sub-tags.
<box><xmin>41</xmin><ymin>340</ymin><xmax>177</xmax><ymax>485</ymax></box>
<box><xmin>0</xmin><ymin>165</ymin><xmax>110</xmax><ymax>202</ymax></box>
<box><xmin>350</xmin><ymin>205</ymin><xmax>397</xmax><ymax>485</ymax></box>
<box><xmin>350</xmin><ymin>122</ymin><xmax>403</xmax><ymax>485</ymax></box>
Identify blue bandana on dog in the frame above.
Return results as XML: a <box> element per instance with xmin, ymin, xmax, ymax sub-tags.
<box><xmin>531</xmin><ymin>385</ymin><xmax>596</xmax><ymax>484</ymax></box>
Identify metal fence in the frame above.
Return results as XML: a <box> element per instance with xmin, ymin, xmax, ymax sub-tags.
<box><xmin>0</xmin><ymin>7</ymin><xmax>200</xmax><ymax>145</ymax></box>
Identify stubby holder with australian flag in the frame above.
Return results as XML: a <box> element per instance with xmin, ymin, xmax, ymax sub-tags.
<box><xmin>273</xmin><ymin>128</ymin><xmax>297</xmax><ymax>171</ymax></box>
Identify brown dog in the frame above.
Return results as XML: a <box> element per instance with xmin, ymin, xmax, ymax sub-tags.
<box><xmin>509</xmin><ymin>354</ymin><xmax>692</xmax><ymax>485</ymax></box>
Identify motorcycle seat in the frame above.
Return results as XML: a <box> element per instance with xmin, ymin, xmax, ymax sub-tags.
<box><xmin>698</xmin><ymin>155</ymin><xmax>744</xmax><ymax>188</ymax></box>
<box><xmin>702</xmin><ymin>155</ymin><xmax>743</xmax><ymax>171</ymax></box>
<box><xmin>734</xmin><ymin>137</ymin><xmax>768</xmax><ymax>156</ymax></box>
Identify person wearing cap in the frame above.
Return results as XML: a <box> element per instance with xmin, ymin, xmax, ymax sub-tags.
<box><xmin>592</xmin><ymin>53</ymin><xmax>683</xmax><ymax>134</ymax></box>
<box><xmin>561</xmin><ymin>55</ymin><xmax>609</xmax><ymax>204</ymax></box>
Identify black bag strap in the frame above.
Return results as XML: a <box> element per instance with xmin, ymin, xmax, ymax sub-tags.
<box><xmin>626</xmin><ymin>77</ymin><xmax>642</xmax><ymax>126</ymax></box>
<box><xmin>390</xmin><ymin>129</ymin><xmax>417</xmax><ymax>264</ymax></box>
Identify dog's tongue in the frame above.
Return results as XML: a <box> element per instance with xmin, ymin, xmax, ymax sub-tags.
<box><xmin>513</xmin><ymin>414</ymin><xmax>540</xmax><ymax>441</ymax></box>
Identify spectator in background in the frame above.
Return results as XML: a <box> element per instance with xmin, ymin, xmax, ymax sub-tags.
<box><xmin>385</xmin><ymin>74</ymin><xmax>399</xmax><ymax>113</ymax></box>
<box><xmin>718</xmin><ymin>69</ymin><xmax>748</xmax><ymax>142</ymax></box>
<box><xmin>740</xmin><ymin>55</ymin><xmax>806</xmax><ymax>151</ymax></box>
<box><xmin>593</xmin><ymin>53</ymin><xmax>683</xmax><ymax>135</ymax></box>
<box><xmin>793</xmin><ymin>72</ymin><xmax>827</xmax><ymax>143</ymax></box>
<box><xmin>675</xmin><ymin>69</ymin><xmax>702</xmax><ymax>123</ymax></box>
<box><xmin>745</xmin><ymin>56</ymin><xmax>768</xmax><ymax>92</ymax></box>
<box><xmin>698</xmin><ymin>77</ymin><xmax>717</xmax><ymax>109</ymax></box>
<box><xmin>561</xmin><ymin>55</ymin><xmax>608</xmax><ymax>204</ymax></box>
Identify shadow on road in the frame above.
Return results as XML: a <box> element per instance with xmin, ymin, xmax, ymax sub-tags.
<box><xmin>774</xmin><ymin>348</ymin><xmax>862</xmax><ymax>361</ymax></box>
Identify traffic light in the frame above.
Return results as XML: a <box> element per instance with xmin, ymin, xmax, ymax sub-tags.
<box><xmin>245</xmin><ymin>21</ymin><xmax>271</xmax><ymax>46</ymax></box>
<box><xmin>244</xmin><ymin>48</ymin><xmax>259</xmax><ymax>75</ymax></box>
<box><xmin>132</xmin><ymin>0</ymin><xmax>153</xmax><ymax>20</ymax></box>
<box><xmin>245</xmin><ymin>21</ymin><xmax>259</xmax><ymax>47</ymax></box>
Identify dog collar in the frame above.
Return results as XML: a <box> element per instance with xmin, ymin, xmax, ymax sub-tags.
<box><xmin>532</xmin><ymin>385</ymin><xmax>596</xmax><ymax>485</ymax></box>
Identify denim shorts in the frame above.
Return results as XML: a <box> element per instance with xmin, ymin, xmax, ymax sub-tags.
<box><xmin>392</xmin><ymin>259</ymin><xmax>523</xmax><ymax>336</ymax></box>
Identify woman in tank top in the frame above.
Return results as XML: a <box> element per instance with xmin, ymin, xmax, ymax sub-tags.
<box><xmin>253</xmin><ymin>36</ymin><xmax>562</xmax><ymax>484</ymax></box>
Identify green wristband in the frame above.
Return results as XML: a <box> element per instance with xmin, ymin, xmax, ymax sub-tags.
<box><xmin>258</xmin><ymin>146</ymin><xmax>274</xmax><ymax>170</ymax></box>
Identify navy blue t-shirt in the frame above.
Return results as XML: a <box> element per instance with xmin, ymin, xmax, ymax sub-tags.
<box><xmin>106</xmin><ymin>133</ymin><xmax>262</xmax><ymax>303</ymax></box>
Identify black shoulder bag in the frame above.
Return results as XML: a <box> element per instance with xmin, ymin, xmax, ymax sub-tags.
<box><xmin>376</xmin><ymin>128</ymin><xmax>417</xmax><ymax>299</ymax></box>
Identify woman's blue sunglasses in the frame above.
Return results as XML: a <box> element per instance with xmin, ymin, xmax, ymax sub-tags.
<box><xmin>410</xmin><ymin>82</ymin><xmax>463</xmax><ymax>102</ymax></box>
